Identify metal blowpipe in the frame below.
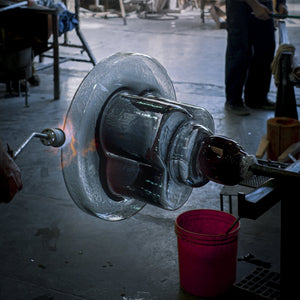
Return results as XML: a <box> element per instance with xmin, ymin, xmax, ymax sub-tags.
<box><xmin>271</xmin><ymin>13</ymin><xmax>300</xmax><ymax>19</ymax></box>
<box><xmin>12</xmin><ymin>128</ymin><xmax>65</xmax><ymax>159</ymax></box>
<box><xmin>197</xmin><ymin>135</ymin><xmax>300</xmax><ymax>186</ymax></box>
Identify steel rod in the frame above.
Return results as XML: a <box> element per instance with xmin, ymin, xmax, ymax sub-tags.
<box><xmin>271</xmin><ymin>13</ymin><xmax>300</xmax><ymax>19</ymax></box>
<box><xmin>278</xmin><ymin>21</ymin><xmax>290</xmax><ymax>45</ymax></box>
<box><xmin>13</xmin><ymin>133</ymin><xmax>48</xmax><ymax>159</ymax></box>
<box><xmin>249</xmin><ymin>163</ymin><xmax>300</xmax><ymax>181</ymax></box>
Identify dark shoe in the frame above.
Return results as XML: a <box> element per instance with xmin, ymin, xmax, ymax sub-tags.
<box><xmin>225</xmin><ymin>102</ymin><xmax>250</xmax><ymax>116</ymax></box>
<box><xmin>28</xmin><ymin>75</ymin><xmax>40</xmax><ymax>86</ymax></box>
<box><xmin>246</xmin><ymin>99</ymin><xmax>275</xmax><ymax>110</ymax></box>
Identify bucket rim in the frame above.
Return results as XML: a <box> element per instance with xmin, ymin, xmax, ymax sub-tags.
<box><xmin>175</xmin><ymin>209</ymin><xmax>240</xmax><ymax>238</ymax></box>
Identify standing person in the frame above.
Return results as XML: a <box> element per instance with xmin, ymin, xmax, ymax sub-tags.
<box><xmin>225</xmin><ymin>0</ymin><xmax>288</xmax><ymax>115</ymax></box>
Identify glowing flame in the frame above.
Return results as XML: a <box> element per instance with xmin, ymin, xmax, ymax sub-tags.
<box><xmin>82</xmin><ymin>139</ymin><xmax>96</xmax><ymax>157</ymax></box>
<box><xmin>61</xmin><ymin>115</ymin><xmax>77</xmax><ymax>169</ymax></box>
<box><xmin>60</xmin><ymin>115</ymin><xmax>96</xmax><ymax>169</ymax></box>
<box><xmin>61</xmin><ymin>135</ymin><xmax>78</xmax><ymax>169</ymax></box>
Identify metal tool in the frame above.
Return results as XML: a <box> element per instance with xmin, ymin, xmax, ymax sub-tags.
<box><xmin>271</xmin><ymin>13</ymin><xmax>300</xmax><ymax>19</ymax></box>
<box><xmin>198</xmin><ymin>135</ymin><xmax>300</xmax><ymax>186</ymax></box>
<box><xmin>13</xmin><ymin>128</ymin><xmax>65</xmax><ymax>159</ymax></box>
<box><xmin>249</xmin><ymin>162</ymin><xmax>300</xmax><ymax>181</ymax></box>
<box><xmin>238</xmin><ymin>253</ymin><xmax>272</xmax><ymax>269</ymax></box>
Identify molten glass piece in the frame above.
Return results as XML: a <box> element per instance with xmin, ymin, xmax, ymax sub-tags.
<box><xmin>198</xmin><ymin>136</ymin><xmax>255</xmax><ymax>186</ymax></box>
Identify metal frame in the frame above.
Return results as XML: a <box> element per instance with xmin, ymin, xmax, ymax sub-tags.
<box><xmin>275</xmin><ymin>21</ymin><xmax>298</xmax><ymax>119</ymax></box>
<box><xmin>220</xmin><ymin>159</ymin><xmax>300</xmax><ymax>299</ymax></box>
<box><xmin>37</xmin><ymin>0</ymin><xmax>97</xmax><ymax>100</ymax></box>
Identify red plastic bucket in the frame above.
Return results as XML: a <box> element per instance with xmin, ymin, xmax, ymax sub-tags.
<box><xmin>175</xmin><ymin>209</ymin><xmax>240</xmax><ymax>297</ymax></box>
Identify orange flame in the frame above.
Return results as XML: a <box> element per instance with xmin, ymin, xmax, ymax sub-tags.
<box><xmin>60</xmin><ymin>115</ymin><xmax>96</xmax><ymax>169</ymax></box>
<box><xmin>81</xmin><ymin>139</ymin><xmax>96</xmax><ymax>157</ymax></box>
<box><xmin>61</xmin><ymin>114</ymin><xmax>76</xmax><ymax>169</ymax></box>
<box><xmin>61</xmin><ymin>135</ymin><xmax>78</xmax><ymax>169</ymax></box>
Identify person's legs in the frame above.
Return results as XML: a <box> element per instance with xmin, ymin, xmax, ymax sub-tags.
<box><xmin>225</xmin><ymin>0</ymin><xmax>251</xmax><ymax>107</ymax></box>
<box><xmin>244</xmin><ymin>10</ymin><xmax>275</xmax><ymax>107</ymax></box>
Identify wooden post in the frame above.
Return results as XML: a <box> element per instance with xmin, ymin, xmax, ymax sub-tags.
<box><xmin>267</xmin><ymin>117</ymin><xmax>300</xmax><ymax>160</ymax></box>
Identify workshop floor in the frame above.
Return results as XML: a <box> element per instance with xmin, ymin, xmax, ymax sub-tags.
<box><xmin>1</xmin><ymin>4</ymin><xmax>300</xmax><ymax>300</ymax></box>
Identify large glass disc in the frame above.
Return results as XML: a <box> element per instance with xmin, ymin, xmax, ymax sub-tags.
<box><xmin>61</xmin><ymin>53</ymin><xmax>177</xmax><ymax>221</ymax></box>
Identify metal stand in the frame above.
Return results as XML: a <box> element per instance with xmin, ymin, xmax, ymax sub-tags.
<box><xmin>32</xmin><ymin>7</ymin><xmax>61</xmax><ymax>100</ymax></box>
<box><xmin>102</xmin><ymin>0</ymin><xmax>126</xmax><ymax>24</ymax></box>
<box><xmin>119</xmin><ymin>0</ymin><xmax>127</xmax><ymax>25</ymax></box>
<box><xmin>220</xmin><ymin>159</ymin><xmax>300</xmax><ymax>299</ymax></box>
<box><xmin>38</xmin><ymin>0</ymin><xmax>97</xmax><ymax>100</ymax></box>
<box><xmin>275</xmin><ymin>21</ymin><xmax>298</xmax><ymax>120</ymax></box>
<box><xmin>60</xmin><ymin>0</ymin><xmax>97</xmax><ymax>65</ymax></box>
<box><xmin>275</xmin><ymin>51</ymin><xmax>298</xmax><ymax>119</ymax></box>
<box><xmin>200</xmin><ymin>0</ymin><xmax>226</xmax><ymax>29</ymax></box>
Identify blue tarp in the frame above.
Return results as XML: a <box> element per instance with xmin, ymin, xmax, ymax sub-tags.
<box><xmin>36</xmin><ymin>0</ymin><xmax>78</xmax><ymax>36</ymax></box>
<box><xmin>58</xmin><ymin>10</ymin><xmax>78</xmax><ymax>36</ymax></box>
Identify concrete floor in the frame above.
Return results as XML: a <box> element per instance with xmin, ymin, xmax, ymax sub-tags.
<box><xmin>1</xmin><ymin>3</ymin><xmax>300</xmax><ymax>299</ymax></box>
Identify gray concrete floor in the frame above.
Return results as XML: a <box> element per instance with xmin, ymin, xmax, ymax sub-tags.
<box><xmin>1</xmin><ymin>3</ymin><xmax>300</xmax><ymax>300</ymax></box>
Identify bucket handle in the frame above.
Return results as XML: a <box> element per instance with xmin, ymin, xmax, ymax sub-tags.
<box><xmin>226</xmin><ymin>217</ymin><xmax>241</xmax><ymax>235</ymax></box>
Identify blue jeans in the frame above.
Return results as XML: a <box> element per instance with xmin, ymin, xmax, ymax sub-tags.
<box><xmin>225</xmin><ymin>0</ymin><xmax>275</xmax><ymax>106</ymax></box>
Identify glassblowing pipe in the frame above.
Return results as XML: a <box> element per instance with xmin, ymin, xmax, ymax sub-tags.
<box><xmin>198</xmin><ymin>135</ymin><xmax>300</xmax><ymax>186</ymax></box>
<box><xmin>13</xmin><ymin>128</ymin><xmax>65</xmax><ymax>159</ymax></box>
<box><xmin>249</xmin><ymin>163</ymin><xmax>300</xmax><ymax>181</ymax></box>
<box><xmin>271</xmin><ymin>13</ymin><xmax>300</xmax><ymax>19</ymax></box>
<box><xmin>119</xmin><ymin>95</ymin><xmax>300</xmax><ymax>186</ymax></box>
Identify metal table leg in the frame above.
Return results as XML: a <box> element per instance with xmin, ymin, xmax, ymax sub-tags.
<box><xmin>52</xmin><ymin>13</ymin><xmax>60</xmax><ymax>100</ymax></box>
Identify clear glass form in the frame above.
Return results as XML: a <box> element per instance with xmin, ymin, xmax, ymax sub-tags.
<box><xmin>61</xmin><ymin>53</ymin><xmax>214</xmax><ymax>221</ymax></box>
